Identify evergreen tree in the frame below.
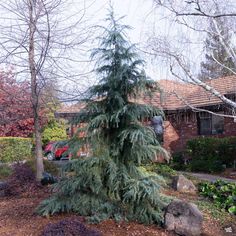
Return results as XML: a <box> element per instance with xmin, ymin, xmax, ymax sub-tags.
<box><xmin>37</xmin><ymin>9</ymin><xmax>168</xmax><ymax>224</ymax></box>
<box><xmin>199</xmin><ymin>16</ymin><xmax>236</xmax><ymax>80</ymax></box>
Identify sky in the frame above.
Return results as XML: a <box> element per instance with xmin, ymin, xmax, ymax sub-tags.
<box><xmin>0</xmin><ymin>0</ymin><xmax>235</xmax><ymax>101</ymax></box>
<box><xmin>54</xmin><ymin>0</ymin><xmax>219</xmax><ymax>98</ymax></box>
<box><xmin>78</xmin><ymin>0</ymin><xmax>173</xmax><ymax>81</ymax></box>
<box><xmin>0</xmin><ymin>0</ymin><xmax>163</xmax><ymax>102</ymax></box>
<box><xmin>82</xmin><ymin>0</ymin><xmax>207</xmax><ymax>81</ymax></box>
<box><xmin>87</xmin><ymin>0</ymin><xmax>154</xmax><ymax>43</ymax></box>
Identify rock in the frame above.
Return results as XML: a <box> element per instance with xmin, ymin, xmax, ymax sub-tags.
<box><xmin>164</xmin><ymin>199</ymin><xmax>203</xmax><ymax>236</ymax></box>
<box><xmin>172</xmin><ymin>175</ymin><xmax>197</xmax><ymax>194</ymax></box>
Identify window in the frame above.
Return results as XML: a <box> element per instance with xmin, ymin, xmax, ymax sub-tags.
<box><xmin>198</xmin><ymin>112</ymin><xmax>224</xmax><ymax>135</ymax></box>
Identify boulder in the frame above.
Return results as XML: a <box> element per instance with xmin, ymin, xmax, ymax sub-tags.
<box><xmin>164</xmin><ymin>199</ymin><xmax>203</xmax><ymax>236</ymax></box>
<box><xmin>172</xmin><ymin>175</ymin><xmax>197</xmax><ymax>194</ymax></box>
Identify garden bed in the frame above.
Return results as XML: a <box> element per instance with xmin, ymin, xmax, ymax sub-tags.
<box><xmin>0</xmin><ymin>186</ymin><xmax>174</xmax><ymax>236</ymax></box>
<box><xmin>0</xmin><ymin>184</ymin><xmax>235</xmax><ymax>236</ymax></box>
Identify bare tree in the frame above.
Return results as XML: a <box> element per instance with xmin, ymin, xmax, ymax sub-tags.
<box><xmin>153</xmin><ymin>0</ymin><xmax>236</xmax><ymax>18</ymax></box>
<box><xmin>0</xmin><ymin>0</ymin><xmax>94</xmax><ymax>180</ymax></box>
<box><xmin>199</xmin><ymin>16</ymin><xmax>236</xmax><ymax>80</ymax></box>
<box><xmin>147</xmin><ymin>0</ymin><xmax>236</xmax><ymax>114</ymax></box>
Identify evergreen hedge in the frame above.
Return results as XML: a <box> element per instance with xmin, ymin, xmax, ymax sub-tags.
<box><xmin>0</xmin><ymin>137</ymin><xmax>32</xmax><ymax>163</ymax></box>
<box><xmin>187</xmin><ymin>137</ymin><xmax>236</xmax><ymax>172</ymax></box>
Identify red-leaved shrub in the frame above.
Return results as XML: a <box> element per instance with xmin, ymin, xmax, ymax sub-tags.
<box><xmin>4</xmin><ymin>163</ymin><xmax>39</xmax><ymax>196</ymax></box>
<box><xmin>41</xmin><ymin>218</ymin><xmax>102</xmax><ymax>236</ymax></box>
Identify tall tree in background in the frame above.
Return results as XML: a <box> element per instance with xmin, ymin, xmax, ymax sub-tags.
<box><xmin>0</xmin><ymin>0</ymin><xmax>92</xmax><ymax>180</ymax></box>
<box><xmin>199</xmin><ymin>16</ymin><xmax>236</xmax><ymax>80</ymax></box>
<box><xmin>38</xmin><ymin>9</ymin><xmax>168</xmax><ymax>224</ymax></box>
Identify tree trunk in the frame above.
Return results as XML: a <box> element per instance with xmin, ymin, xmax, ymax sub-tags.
<box><xmin>34</xmin><ymin>109</ymin><xmax>44</xmax><ymax>180</ymax></box>
<box><xmin>28</xmin><ymin>0</ymin><xmax>44</xmax><ymax>180</ymax></box>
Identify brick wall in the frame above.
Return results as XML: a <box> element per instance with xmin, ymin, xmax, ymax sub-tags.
<box><xmin>163</xmin><ymin>112</ymin><xmax>236</xmax><ymax>153</ymax></box>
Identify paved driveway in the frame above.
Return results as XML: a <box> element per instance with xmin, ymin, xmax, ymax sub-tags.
<box><xmin>182</xmin><ymin>172</ymin><xmax>236</xmax><ymax>183</ymax></box>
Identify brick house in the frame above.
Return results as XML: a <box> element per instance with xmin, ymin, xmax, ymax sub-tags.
<box><xmin>55</xmin><ymin>76</ymin><xmax>236</xmax><ymax>153</ymax></box>
<box><xmin>145</xmin><ymin>76</ymin><xmax>236</xmax><ymax>153</ymax></box>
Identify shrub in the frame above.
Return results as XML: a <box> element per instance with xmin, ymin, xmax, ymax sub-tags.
<box><xmin>41</xmin><ymin>218</ymin><xmax>102</xmax><ymax>236</ymax></box>
<box><xmin>0</xmin><ymin>137</ymin><xmax>32</xmax><ymax>163</ymax></box>
<box><xmin>0</xmin><ymin>165</ymin><xmax>12</xmax><ymax>180</ymax></box>
<box><xmin>187</xmin><ymin>137</ymin><xmax>220</xmax><ymax>160</ymax></box>
<box><xmin>218</xmin><ymin>137</ymin><xmax>236</xmax><ymax>166</ymax></box>
<box><xmin>26</xmin><ymin>159</ymin><xmax>59</xmax><ymax>176</ymax></box>
<box><xmin>4</xmin><ymin>163</ymin><xmax>38</xmax><ymax>196</ymax></box>
<box><xmin>171</xmin><ymin>152</ymin><xmax>188</xmax><ymax>171</ymax></box>
<box><xmin>42</xmin><ymin>120</ymin><xmax>67</xmax><ymax>145</ymax></box>
<box><xmin>189</xmin><ymin>159</ymin><xmax>223</xmax><ymax>173</ymax></box>
<box><xmin>199</xmin><ymin>180</ymin><xmax>236</xmax><ymax>214</ymax></box>
<box><xmin>186</xmin><ymin>137</ymin><xmax>236</xmax><ymax>173</ymax></box>
<box><xmin>144</xmin><ymin>163</ymin><xmax>176</xmax><ymax>178</ymax></box>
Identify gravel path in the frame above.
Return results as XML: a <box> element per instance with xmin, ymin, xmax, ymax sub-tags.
<box><xmin>182</xmin><ymin>172</ymin><xmax>236</xmax><ymax>183</ymax></box>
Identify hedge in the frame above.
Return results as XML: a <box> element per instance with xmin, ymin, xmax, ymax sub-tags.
<box><xmin>0</xmin><ymin>137</ymin><xmax>32</xmax><ymax>163</ymax></box>
<box><xmin>186</xmin><ymin>137</ymin><xmax>236</xmax><ymax>173</ymax></box>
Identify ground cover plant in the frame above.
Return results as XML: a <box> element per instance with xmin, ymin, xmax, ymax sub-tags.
<box><xmin>199</xmin><ymin>180</ymin><xmax>236</xmax><ymax>214</ymax></box>
<box><xmin>143</xmin><ymin>164</ymin><xmax>176</xmax><ymax>179</ymax></box>
<box><xmin>37</xmin><ymin>8</ymin><xmax>169</xmax><ymax>225</ymax></box>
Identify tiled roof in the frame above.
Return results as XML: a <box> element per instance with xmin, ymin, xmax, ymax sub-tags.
<box><xmin>144</xmin><ymin>76</ymin><xmax>236</xmax><ymax>111</ymax></box>
<box><xmin>55</xmin><ymin>103</ymin><xmax>85</xmax><ymax>117</ymax></box>
<box><xmin>56</xmin><ymin>76</ymin><xmax>236</xmax><ymax>114</ymax></box>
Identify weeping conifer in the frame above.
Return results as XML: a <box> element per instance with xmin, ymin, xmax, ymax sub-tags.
<box><xmin>37</xmin><ymin>9</ymin><xmax>169</xmax><ymax>224</ymax></box>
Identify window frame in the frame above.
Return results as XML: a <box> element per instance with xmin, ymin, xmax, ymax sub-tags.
<box><xmin>197</xmin><ymin>112</ymin><xmax>224</xmax><ymax>135</ymax></box>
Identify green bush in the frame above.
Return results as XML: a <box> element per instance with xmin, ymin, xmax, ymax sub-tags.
<box><xmin>218</xmin><ymin>137</ymin><xmax>236</xmax><ymax>165</ymax></box>
<box><xmin>0</xmin><ymin>137</ymin><xmax>32</xmax><ymax>163</ymax></box>
<box><xmin>187</xmin><ymin>137</ymin><xmax>221</xmax><ymax>159</ymax></box>
<box><xmin>186</xmin><ymin>137</ymin><xmax>236</xmax><ymax>173</ymax></box>
<box><xmin>199</xmin><ymin>180</ymin><xmax>236</xmax><ymax>214</ymax></box>
<box><xmin>42</xmin><ymin>120</ymin><xmax>67</xmax><ymax>145</ymax></box>
<box><xmin>0</xmin><ymin>164</ymin><xmax>12</xmax><ymax>180</ymax></box>
<box><xmin>144</xmin><ymin>163</ymin><xmax>176</xmax><ymax>178</ymax></box>
<box><xmin>171</xmin><ymin>152</ymin><xmax>188</xmax><ymax>171</ymax></box>
<box><xmin>189</xmin><ymin>159</ymin><xmax>223</xmax><ymax>173</ymax></box>
<box><xmin>26</xmin><ymin>159</ymin><xmax>59</xmax><ymax>176</ymax></box>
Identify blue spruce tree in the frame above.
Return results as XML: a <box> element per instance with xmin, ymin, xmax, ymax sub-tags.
<box><xmin>37</xmin><ymin>8</ymin><xmax>169</xmax><ymax>225</ymax></box>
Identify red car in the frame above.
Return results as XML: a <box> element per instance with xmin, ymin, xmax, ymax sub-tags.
<box><xmin>55</xmin><ymin>145</ymin><xmax>70</xmax><ymax>160</ymax></box>
<box><xmin>44</xmin><ymin>141</ymin><xmax>70</xmax><ymax>161</ymax></box>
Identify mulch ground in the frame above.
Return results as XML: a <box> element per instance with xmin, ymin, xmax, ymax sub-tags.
<box><xmin>0</xmin><ymin>186</ymin><xmax>235</xmax><ymax>236</ymax></box>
